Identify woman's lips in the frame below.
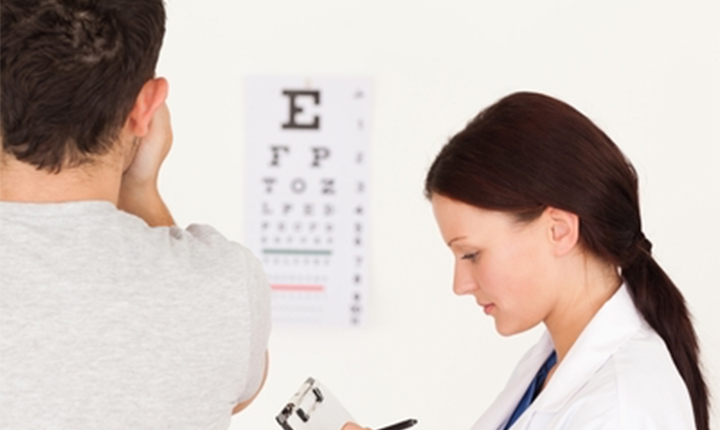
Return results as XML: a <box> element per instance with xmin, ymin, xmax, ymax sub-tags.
<box><xmin>482</xmin><ymin>303</ymin><xmax>495</xmax><ymax>315</ymax></box>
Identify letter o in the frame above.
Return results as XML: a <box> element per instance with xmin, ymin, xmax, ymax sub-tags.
<box><xmin>291</xmin><ymin>178</ymin><xmax>307</xmax><ymax>194</ymax></box>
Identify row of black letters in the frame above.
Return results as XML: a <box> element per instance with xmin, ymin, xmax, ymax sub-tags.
<box><xmin>262</xmin><ymin>202</ymin><xmax>364</xmax><ymax>216</ymax></box>
<box><xmin>262</xmin><ymin>177</ymin><xmax>365</xmax><ymax>195</ymax></box>
<box><xmin>267</xmin><ymin>145</ymin><xmax>365</xmax><ymax>168</ymax></box>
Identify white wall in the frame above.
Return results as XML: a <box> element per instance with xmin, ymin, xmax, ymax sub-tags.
<box><xmin>156</xmin><ymin>1</ymin><xmax>719</xmax><ymax>428</ymax></box>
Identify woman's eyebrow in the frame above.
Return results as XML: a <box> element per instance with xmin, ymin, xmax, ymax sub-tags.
<box><xmin>447</xmin><ymin>236</ymin><xmax>467</xmax><ymax>247</ymax></box>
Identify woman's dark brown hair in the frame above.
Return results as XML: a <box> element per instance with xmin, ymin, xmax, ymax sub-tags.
<box><xmin>425</xmin><ymin>92</ymin><xmax>709</xmax><ymax>429</ymax></box>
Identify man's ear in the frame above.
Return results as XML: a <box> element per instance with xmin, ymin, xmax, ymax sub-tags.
<box><xmin>546</xmin><ymin>207</ymin><xmax>580</xmax><ymax>256</ymax></box>
<box><xmin>126</xmin><ymin>77</ymin><xmax>169</xmax><ymax>137</ymax></box>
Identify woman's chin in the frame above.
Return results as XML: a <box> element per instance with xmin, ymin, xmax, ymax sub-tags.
<box><xmin>494</xmin><ymin>319</ymin><xmax>537</xmax><ymax>337</ymax></box>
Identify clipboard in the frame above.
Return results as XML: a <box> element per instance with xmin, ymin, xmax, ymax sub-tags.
<box><xmin>276</xmin><ymin>377</ymin><xmax>354</xmax><ymax>430</ymax></box>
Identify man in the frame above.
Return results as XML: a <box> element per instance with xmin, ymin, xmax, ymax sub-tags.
<box><xmin>0</xmin><ymin>1</ymin><xmax>270</xmax><ymax>429</ymax></box>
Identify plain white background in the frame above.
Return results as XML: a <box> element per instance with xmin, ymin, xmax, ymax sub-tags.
<box><xmin>156</xmin><ymin>1</ymin><xmax>719</xmax><ymax>428</ymax></box>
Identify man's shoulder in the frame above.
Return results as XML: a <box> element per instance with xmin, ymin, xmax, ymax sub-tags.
<box><xmin>1</xmin><ymin>200</ymin><xmax>265</xmax><ymax>288</ymax></box>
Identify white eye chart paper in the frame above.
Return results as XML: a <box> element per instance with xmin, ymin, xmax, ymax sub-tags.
<box><xmin>244</xmin><ymin>77</ymin><xmax>371</xmax><ymax>327</ymax></box>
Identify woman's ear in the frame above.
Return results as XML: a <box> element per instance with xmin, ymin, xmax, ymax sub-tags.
<box><xmin>125</xmin><ymin>77</ymin><xmax>169</xmax><ymax>137</ymax></box>
<box><xmin>546</xmin><ymin>207</ymin><xmax>580</xmax><ymax>256</ymax></box>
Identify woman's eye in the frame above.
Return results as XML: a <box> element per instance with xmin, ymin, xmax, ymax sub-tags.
<box><xmin>461</xmin><ymin>252</ymin><xmax>479</xmax><ymax>262</ymax></box>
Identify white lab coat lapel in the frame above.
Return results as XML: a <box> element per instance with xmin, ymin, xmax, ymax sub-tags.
<box><xmin>471</xmin><ymin>285</ymin><xmax>642</xmax><ymax>430</ymax></box>
<box><xmin>469</xmin><ymin>333</ymin><xmax>555</xmax><ymax>430</ymax></box>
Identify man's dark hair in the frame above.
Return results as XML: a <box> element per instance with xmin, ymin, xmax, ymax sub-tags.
<box><xmin>0</xmin><ymin>0</ymin><xmax>166</xmax><ymax>172</ymax></box>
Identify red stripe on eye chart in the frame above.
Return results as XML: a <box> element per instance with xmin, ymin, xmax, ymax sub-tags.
<box><xmin>271</xmin><ymin>284</ymin><xmax>325</xmax><ymax>292</ymax></box>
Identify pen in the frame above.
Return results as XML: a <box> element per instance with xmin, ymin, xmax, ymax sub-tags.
<box><xmin>376</xmin><ymin>418</ymin><xmax>418</xmax><ymax>430</ymax></box>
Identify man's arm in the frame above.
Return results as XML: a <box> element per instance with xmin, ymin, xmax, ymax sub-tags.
<box><xmin>232</xmin><ymin>351</ymin><xmax>270</xmax><ymax>414</ymax></box>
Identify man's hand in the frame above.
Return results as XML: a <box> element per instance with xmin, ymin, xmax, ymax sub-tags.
<box><xmin>123</xmin><ymin>102</ymin><xmax>173</xmax><ymax>187</ymax></box>
<box><xmin>117</xmin><ymin>103</ymin><xmax>175</xmax><ymax>227</ymax></box>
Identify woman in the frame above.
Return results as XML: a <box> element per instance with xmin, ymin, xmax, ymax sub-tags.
<box><xmin>346</xmin><ymin>92</ymin><xmax>708</xmax><ymax>429</ymax></box>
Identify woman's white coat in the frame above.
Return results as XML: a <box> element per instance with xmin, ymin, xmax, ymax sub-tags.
<box><xmin>470</xmin><ymin>285</ymin><xmax>695</xmax><ymax>430</ymax></box>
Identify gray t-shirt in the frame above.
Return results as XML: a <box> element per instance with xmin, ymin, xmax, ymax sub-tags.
<box><xmin>0</xmin><ymin>201</ymin><xmax>271</xmax><ymax>430</ymax></box>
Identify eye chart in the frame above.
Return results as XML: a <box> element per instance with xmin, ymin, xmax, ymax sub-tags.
<box><xmin>244</xmin><ymin>77</ymin><xmax>371</xmax><ymax>327</ymax></box>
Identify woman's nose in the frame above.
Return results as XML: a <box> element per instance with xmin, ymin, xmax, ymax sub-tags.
<box><xmin>452</xmin><ymin>261</ymin><xmax>478</xmax><ymax>296</ymax></box>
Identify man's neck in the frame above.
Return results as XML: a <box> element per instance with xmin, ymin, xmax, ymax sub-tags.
<box><xmin>0</xmin><ymin>154</ymin><xmax>123</xmax><ymax>205</ymax></box>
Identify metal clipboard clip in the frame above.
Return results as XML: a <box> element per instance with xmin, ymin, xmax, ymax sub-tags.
<box><xmin>276</xmin><ymin>377</ymin><xmax>354</xmax><ymax>430</ymax></box>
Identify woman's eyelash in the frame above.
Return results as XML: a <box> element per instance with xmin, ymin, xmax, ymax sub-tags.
<box><xmin>461</xmin><ymin>252</ymin><xmax>480</xmax><ymax>261</ymax></box>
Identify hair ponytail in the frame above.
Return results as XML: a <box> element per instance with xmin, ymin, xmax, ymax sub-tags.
<box><xmin>425</xmin><ymin>92</ymin><xmax>710</xmax><ymax>430</ymax></box>
<box><xmin>622</xmin><ymin>236</ymin><xmax>709</xmax><ymax>430</ymax></box>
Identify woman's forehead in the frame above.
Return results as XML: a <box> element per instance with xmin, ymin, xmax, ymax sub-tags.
<box><xmin>431</xmin><ymin>195</ymin><xmax>521</xmax><ymax>243</ymax></box>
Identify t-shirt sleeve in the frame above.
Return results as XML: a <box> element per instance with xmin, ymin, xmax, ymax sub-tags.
<box><xmin>234</xmin><ymin>246</ymin><xmax>271</xmax><ymax>402</ymax></box>
<box><xmin>185</xmin><ymin>224</ymin><xmax>271</xmax><ymax>404</ymax></box>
